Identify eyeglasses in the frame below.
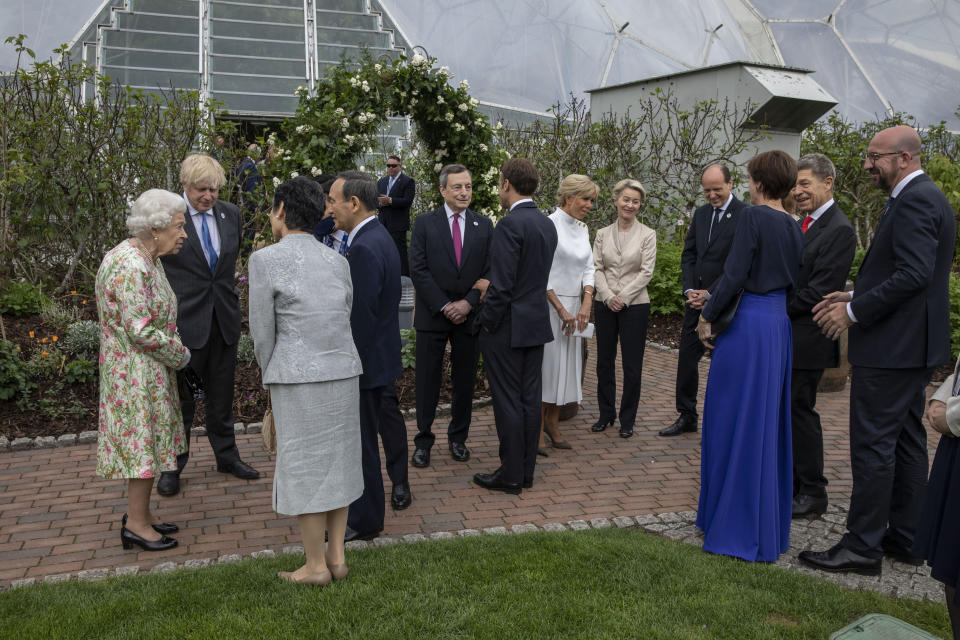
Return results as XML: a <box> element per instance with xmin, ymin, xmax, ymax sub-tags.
<box><xmin>863</xmin><ymin>151</ymin><xmax>902</xmax><ymax>163</ymax></box>
<box><xmin>386</xmin><ymin>163</ymin><xmax>400</xmax><ymax>168</ymax></box>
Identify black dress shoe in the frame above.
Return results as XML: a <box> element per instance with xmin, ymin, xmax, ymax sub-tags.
<box><xmin>449</xmin><ymin>442</ymin><xmax>470</xmax><ymax>462</ymax></box>
<box><xmin>411</xmin><ymin>448</ymin><xmax>430</xmax><ymax>468</ymax></box>
<box><xmin>473</xmin><ymin>470</ymin><xmax>522</xmax><ymax>495</ymax></box>
<box><xmin>343</xmin><ymin>526</ymin><xmax>379</xmax><ymax>542</ymax></box>
<box><xmin>881</xmin><ymin>538</ymin><xmax>923</xmax><ymax>566</ymax></box>
<box><xmin>791</xmin><ymin>494</ymin><xmax>828</xmax><ymax>519</ymax></box>
<box><xmin>523</xmin><ymin>477</ymin><xmax>533</xmax><ymax>489</ymax></box>
<box><xmin>120</xmin><ymin>527</ymin><xmax>178</xmax><ymax>551</ymax></box>
<box><xmin>216</xmin><ymin>459</ymin><xmax>260</xmax><ymax>480</ymax></box>
<box><xmin>156</xmin><ymin>471</ymin><xmax>180</xmax><ymax>496</ymax></box>
<box><xmin>798</xmin><ymin>544</ymin><xmax>882</xmax><ymax>576</ymax></box>
<box><xmin>590</xmin><ymin>419</ymin><xmax>614</xmax><ymax>433</ymax></box>
<box><xmin>391</xmin><ymin>482</ymin><xmax>412</xmax><ymax>510</ymax></box>
<box><xmin>619</xmin><ymin>425</ymin><xmax>634</xmax><ymax>438</ymax></box>
<box><xmin>122</xmin><ymin>513</ymin><xmax>178</xmax><ymax>534</ymax></box>
<box><xmin>659</xmin><ymin>416</ymin><xmax>698</xmax><ymax>437</ymax></box>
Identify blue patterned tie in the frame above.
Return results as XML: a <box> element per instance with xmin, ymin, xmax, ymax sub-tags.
<box><xmin>200</xmin><ymin>212</ymin><xmax>218</xmax><ymax>274</ymax></box>
<box><xmin>341</xmin><ymin>234</ymin><xmax>349</xmax><ymax>256</ymax></box>
<box><xmin>323</xmin><ymin>234</ymin><xmax>334</xmax><ymax>249</ymax></box>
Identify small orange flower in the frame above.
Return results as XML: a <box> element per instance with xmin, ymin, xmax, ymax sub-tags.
<box><xmin>70</xmin><ymin>290</ymin><xmax>77</xmax><ymax>295</ymax></box>
<box><xmin>16</xmin><ymin>346</ymin><xmax>20</xmax><ymax>351</ymax></box>
<box><xmin>82</xmin><ymin>300</ymin><xmax>87</xmax><ymax>305</ymax></box>
<box><xmin>41</xmin><ymin>351</ymin><xmax>48</xmax><ymax>358</ymax></box>
<box><xmin>52</xmin><ymin>336</ymin><xmax>58</xmax><ymax>342</ymax></box>
<box><xmin>41</xmin><ymin>337</ymin><xmax>48</xmax><ymax>343</ymax></box>
<box><xmin>28</xmin><ymin>331</ymin><xmax>35</xmax><ymax>338</ymax></box>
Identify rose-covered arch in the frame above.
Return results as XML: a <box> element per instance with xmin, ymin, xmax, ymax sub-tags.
<box><xmin>272</xmin><ymin>52</ymin><xmax>506</xmax><ymax>217</ymax></box>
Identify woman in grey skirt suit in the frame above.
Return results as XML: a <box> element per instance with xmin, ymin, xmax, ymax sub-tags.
<box><xmin>248</xmin><ymin>176</ymin><xmax>363</xmax><ymax>586</ymax></box>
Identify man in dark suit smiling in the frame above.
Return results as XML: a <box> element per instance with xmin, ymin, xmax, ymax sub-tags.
<box><xmin>473</xmin><ymin>158</ymin><xmax>558</xmax><ymax>495</ymax></box>
<box><xmin>787</xmin><ymin>153</ymin><xmax>856</xmax><ymax>518</ymax></box>
<box><xmin>158</xmin><ymin>153</ymin><xmax>259</xmax><ymax>496</ymax></box>
<box><xmin>660</xmin><ymin>164</ymin><xmax>745</xmax><ymax>437</ymax></box>
<box><xmin>329</xmin><ymin>170</ymin><xmax>407</xmax><ymax>541</ymax></box>
<box><xmin>409</xmin><ymin>164</ymin><xmax>493</xmax><ymax>468</ymax></box>
<box><xmin>802</xmin><ymin>125</ymin><xmax>955</xmax><ymax>575</ymax></box>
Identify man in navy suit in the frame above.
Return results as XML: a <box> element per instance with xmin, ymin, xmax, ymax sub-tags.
<box><xmin>158</xmin><ymin>153</ymin><xmax>259</xmax><ymax>496</ymax></box>
<box><xmin>801</xmin><ymin>125</ymin><xmax>955</xmax><ymax>575</ymax></box>
<box><xmin>787</xmin><ymin>153</ymin><xmax>856</xmax><ymax>518</ymax></box>
<box><xmin>473</xmin><ymin>158</ymin><xmax>558</xmax><ymax>494</ymax></box>
<box><xmin>659</xmin><ymin>164</ymin><xmax>745</xmax><ymax>437</ymax></box>
<box><xmin>328</xmin><ymin>170</ymin><xmax>408</xmax><ymax>541</ymax></box>
<box><xmin>377</xmin><ymin>155</ymin><xmax>416</xmax><ymax>277</ymax></box>
<box><xmin>409</xmin><ymin>164</ymin><xmax>493</xmax><ymax>468</ymax></box>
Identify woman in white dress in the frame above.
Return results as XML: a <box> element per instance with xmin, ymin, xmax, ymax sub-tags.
<box><xmin>539</xmin><ymin>174</ymin><xmax>597</xmax><ymax>455</ymax></box>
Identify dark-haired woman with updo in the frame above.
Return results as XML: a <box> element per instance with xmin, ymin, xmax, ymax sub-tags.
<box><xmin>695</xmin><ymin>150</ymin><xmax>803</xmax><ymax>562</ymax></box>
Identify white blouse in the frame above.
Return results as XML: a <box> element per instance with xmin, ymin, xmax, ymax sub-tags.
<box><xmin>547</xmin><ymin>208</ymin><xmax>595</xmax><ymax>297</ymax></box>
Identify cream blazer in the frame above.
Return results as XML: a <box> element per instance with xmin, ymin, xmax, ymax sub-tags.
<box><xmin>929</xmin><ymin>356</ymin><xmax>960</xmax><ymax>437</ymax></box>
<box><xmin>592</xmin><ymin>220</ymin><xmax>657</xmax><ymax>306</ymax></box>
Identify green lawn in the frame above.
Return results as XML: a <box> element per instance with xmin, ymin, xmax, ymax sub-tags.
<box><xmin>0</xmin><ymin>528</ymin><xmax>950</xmax><ymax>639</ymax></box>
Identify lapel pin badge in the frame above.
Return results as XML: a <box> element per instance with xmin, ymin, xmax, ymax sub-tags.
<box><xmin>725</xmin><ymin>213</ymin><xmax>731</xmax><ymax>220</ymax></box>
<box><xmin>220</xmin><ymin>212</ymin><xmax>225</xmax><ymax>219</ymax></box>
<box><xmin>473</xmin><ymin>220</ymin><xmax>478</xmax><ymax>226</ymax></box>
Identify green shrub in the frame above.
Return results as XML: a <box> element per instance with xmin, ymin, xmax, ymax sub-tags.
<box><xmin>848</xmin><ymin>247</ymin><xmax>868</xmax><ymax>282</ymax></box>
<box><xmin>400</xmin><ymin>329</ymin><xmax>416</xmax><ymax>369</ymax></box>
<box><xmin>40</xmin><ymin>298</ymin><xmax>83</xmax><ymax>332</ymax></box>
<box><xmin>0</xmin><ymin>340</ymin><xmax>28</xmax><ymax>400</ymax></box>
<box><xmin>25</xmin><ymin>346</ymin><xmax>64</xmax><ymax>380</ymax></box>
<box><xmin>950</xmin><ymin>273</ymin><xmax>960</xmax><ymax>360</ymax></box>
<box><xmin>648</xmin><ymin>240</ymin><xmax>684</xmax><ymax>316</ymax></box>
<box><xmin>237</xmin><ymin>333</ymin><xmax>256</xmax><ymax>365</ymax></box>
<box><xmin>0</xmin><ymin>281</ymin><xmax>45</xmax><ymax>316</ymax></box>
<box><xmin>63</xmin><ymin>358</ymin><xmax>97</xmax><ymax>384</ymax></box>
<box><xmin>62</xmin><ymin>320</ymin><xmax>99</xmax><ymax>359</ymax></box>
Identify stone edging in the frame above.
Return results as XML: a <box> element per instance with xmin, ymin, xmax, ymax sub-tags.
<box><xmin>4</xmin><ymin>505</ymin><xmax>943</xmax><ymax>604</ymax></box>
<box><xmin>0</xmin><ymin>398</ymin><xmax>494</xmax><ymax>453</ymax></box>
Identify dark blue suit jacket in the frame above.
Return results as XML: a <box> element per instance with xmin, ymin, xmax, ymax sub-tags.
<box><xmin>474</xmin><ymin>201</ymin><xmax>558</xmax><ymax>348</ymax></box>
<box><xmin>681</xmin><ymin>196</ymin><xmax>746</xmax><ymax>293</ymax></box>
<box><xmin>346</xmin><ymin>217</ymin><xmax>402</xmax><ymax>389</ymax></box>
<box><xmin>409</xmin><ymin>206</ymin><xmax>493</xmax><ymax>333</ymax></box>
<box><xmin>849</xmin><ymin>173</ymin><xmax>955</xmax><ymax>369</ymax></box>
<box><xmin>377</xmin><ymin>173</ymin><xmax>416</xmax><ymax>233</ymax></box>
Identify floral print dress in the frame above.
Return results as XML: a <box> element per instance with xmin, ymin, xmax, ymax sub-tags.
<box><xmin>96</xmin><ymin>240</ymin><xmax>189</xmax><ymax>479</ymax></box>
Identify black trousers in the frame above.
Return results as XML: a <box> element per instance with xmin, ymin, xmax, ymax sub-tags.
<box><xmin>413</xmin><ymin>328</ymin><xmax>478</xmax><ymax>450</ymax></box>
<box><xmin>842</xmin><ymin>365</ymin><xmax>931</xmax><ymax>558</ymax></box>
<box><xmin>348</xmin><ymin>382</ymin><xmax>408</xmax><ymax>535</ymax></box>
<box><xmin>675</xmin><ymin>305</ymin><xmax>705</xmax><ymax>420</ymax></box>
<box><xmin>791</xmin><ymin>368</ymin><xmax>827</xmax><ymax>499</ymax></box>
<box><xmin>176</xmin><ymin>317</ymin><xmax>240</xmax><ymax>472</ymax></box>
<box><xmin>388</xmin><ymin>228</ymin><xmax>410</xmax><ymax>277</ymax></box>
<box><xmin>479</xmin><ymin>326</ymin><xmax>543</xmax><ymax>485</ymax></box>
<box><xmin>594</xmin><ymin>301</ymin><xmax>649</xmax><ymax>429</ymax></box>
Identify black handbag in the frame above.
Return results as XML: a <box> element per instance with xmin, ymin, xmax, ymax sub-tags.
<box><xmin>708</xmin><ymin>289</ymin><xmax>743</xmax><ymax>336</ymax></box>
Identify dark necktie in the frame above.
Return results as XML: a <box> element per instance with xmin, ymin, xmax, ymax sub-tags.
<box><xmin>708</xmin><ymin>208</ymin><xmax>721</xmax><ymax>241</ymax></box>
<box><xmin>884</xmin><ymin>197</ymin><xmax>894</xmax><ymax>216</ymax></box>
<box><xmin>323</xmin><ymin>234</ymin><xmax>334</xmax><ymax>249</ymax></box>
<box><xmin>199</xmin><ymin>212</ymin><xmax>218</xmax><ymax>274</ymax></box>
<box><xmin>801</xmin><ymin>216</ymin><xmax>814</xmax><ymax>233</ymax></box>
<box><xmin>452</xmin><ymin>212</ymin><xmax>462</xmax><ymax>266</ymax></box>
<box><xmin>339</xmin><ymin>234</ymin><xmax>349</xmax><ymax>256</ymax></box>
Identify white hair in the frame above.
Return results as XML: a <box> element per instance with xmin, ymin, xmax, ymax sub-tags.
<box><xmin>126</xmin><ymin>189</ymin><xmax>186</xmax><ymax>235</ymax></box>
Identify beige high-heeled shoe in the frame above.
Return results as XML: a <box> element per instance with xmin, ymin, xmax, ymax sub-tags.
<box><xmin>278</xmin><ymin>569</ymin><xmax>332</xmax><ymax>586</ymax></box>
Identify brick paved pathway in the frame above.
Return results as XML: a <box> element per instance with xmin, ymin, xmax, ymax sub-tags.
<box><xmin>0</xmin><ymin>345</ymin><xmax>940</xmax><ymax>587</ymax></box>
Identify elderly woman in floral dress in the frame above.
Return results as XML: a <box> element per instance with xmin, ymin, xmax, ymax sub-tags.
<box><xmin>96</xmin><ymin>189</ymin><xmax>191</xmax><ymax>552</ymax></box>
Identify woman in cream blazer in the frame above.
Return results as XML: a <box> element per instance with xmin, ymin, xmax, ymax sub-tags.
<box><xmin>591</xmin><ymin>179</ymin><xmax>657</xmax><ymax>438</ymax></box>
<box><xmin>248</xmin><ymin>176</ymin><xmax>363</xmax><ymax>586</ymax></box>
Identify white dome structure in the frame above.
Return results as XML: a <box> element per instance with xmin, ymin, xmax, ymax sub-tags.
<box><xmin>1</xmin><ymin>0</ymin><xmax>957</xmax><ymax>128</ymax></box>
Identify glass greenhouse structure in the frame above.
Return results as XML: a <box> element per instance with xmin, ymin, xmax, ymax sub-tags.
<box><xmin>1</xmin><ymin>0</ymin><xmax>958</xmax><ymax>128</ymax></box>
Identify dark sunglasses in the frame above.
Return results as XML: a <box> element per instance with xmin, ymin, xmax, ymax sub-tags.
<box><xmin>386</xmin><ymin>163</ymin><xmax>400</xmax><ymax>168</ymax></box>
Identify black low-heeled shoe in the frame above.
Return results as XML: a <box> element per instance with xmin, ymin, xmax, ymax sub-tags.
<box><xmin>122</xmin><ymin>513</ymin><xmax>179</xmax><ymax>535</ymax></box>
<box><xmin>590</xmin><ymin>419</ymin><xmax>614</xmax><ymax>433</ymax></box>
<box><xmin>120</xmin><ymin>526</ymin><xmax>178</xmax><ymax>551</ymax></box>
<box><xmin>619</xmin><ymin>425</ymin><xmax>634</xmax><ymax>438</ymax></box>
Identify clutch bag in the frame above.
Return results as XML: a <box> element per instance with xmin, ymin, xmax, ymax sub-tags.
<box><xmin>262</xmin><ymin>390</ymin><xmax>277</xmax><ymax>454</ymax></box>
<box><xmin>709</xmin><ymin>289</ymin><xmax>743</xmax><ymax>336</ymax></box>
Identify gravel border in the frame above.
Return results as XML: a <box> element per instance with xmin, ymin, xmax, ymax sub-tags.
<box><xmin>5</xmin><ymin>504</ymin><xmax>944</xmax><ymax>603</ymax></box>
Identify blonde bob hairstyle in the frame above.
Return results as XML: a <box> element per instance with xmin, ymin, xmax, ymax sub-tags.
<box><xmin>555</xmin><ymin>174</ymin><xmax>598</xmax><ymax>208</ymax></box>
<box><xmin>126</xmin><ymin>189</ymin><xmax>187</xmax><ymax>235</ymax></box>
<box><xmin>179</xmin><ymin>153</ymin><xmax>227</xmax><ymax>188</ymax></box>
<box><xmin>611</xmin><ymin>178</ymin><xmax>647</xmax><ymax>206</ymax></box>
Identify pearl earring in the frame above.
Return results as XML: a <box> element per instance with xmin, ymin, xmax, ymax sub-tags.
<box><xmin>153</xmin><ymin>236</ymin><xmax>159</xmax><ymax>242</ymax></box>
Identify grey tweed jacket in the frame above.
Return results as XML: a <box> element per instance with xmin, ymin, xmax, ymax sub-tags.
<box><xmin>248</xmin><ymin>233</ymin><xmax>362</xmax><ymax>385</ymax></box>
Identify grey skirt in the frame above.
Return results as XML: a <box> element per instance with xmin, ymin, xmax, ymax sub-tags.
<box><xmin>268</xmin><ymin>377</ymin><xmax>363</xmax><ymax>516</ymax></box>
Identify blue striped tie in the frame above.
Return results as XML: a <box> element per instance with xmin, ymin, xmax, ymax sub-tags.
<box><xmin>200</xmin><ymin>212</ymin><xmax>218</xmax><ymax>274</ymax></box>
